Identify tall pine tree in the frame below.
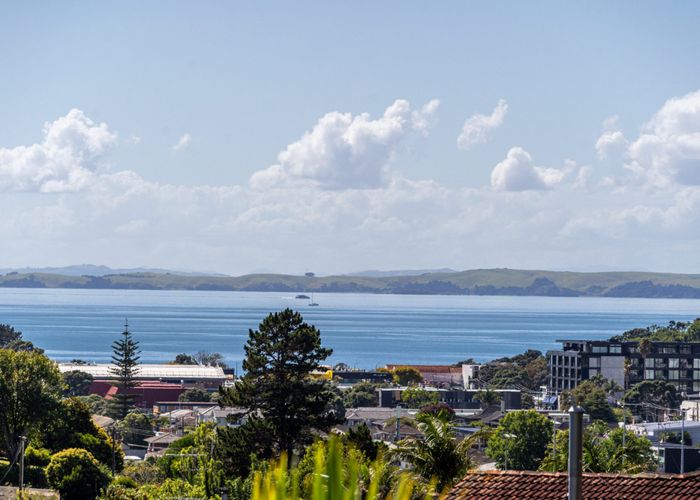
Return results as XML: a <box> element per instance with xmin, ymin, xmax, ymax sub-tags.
<box><xmin>108</xmin><ymin>320</ymin><xmax>140</xmax><ymax>419</ymax></box>
<box><xmin>217</xmin><ymin>309</ymin><xmax>343</xmax><ymax>472</ymax></box>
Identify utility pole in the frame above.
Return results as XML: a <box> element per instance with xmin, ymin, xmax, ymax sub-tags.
<box><xmin>19</xmin><ymin>436</ymin><xmax>26</xmax><ymax>492</ymax></box>
<box><xmin>681</xmin><ymin>409</ymin><xmax>686</xmax><ymax>474</ymax></box>
<box><xmin>111</xmin><ymin>424</ymin><xmax>117</xmax><ymax>477</ymax></box>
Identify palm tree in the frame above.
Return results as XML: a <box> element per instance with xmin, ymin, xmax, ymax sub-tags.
<box><xmin>393</xmin><ymin>409</ymin><xmax>474</xmax><ymax>492</ymax></box>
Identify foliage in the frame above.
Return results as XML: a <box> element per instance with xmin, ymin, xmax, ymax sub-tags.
<box><xmin>24</xmin><ymin>446</ymin><xmax>51</xmax><ymax>467</ymax></box>
<box><xmin>251</xmin><ymin>436</ymin><xmax>415</xmax><ymax>500</ymax></box>
<box><xmin>345</xmin><ymin>422</ymin><xmax>379</xmax><ymax>461</ymax></box>
<box><xmin>46</xmin><ymin>448</ymin><xmax>111</xmax><ymax>500</ymax></box>
<box><xmin>476</xmin><ymin>350</ymin><xmax>547</xmax><ymax>390</ymax></box>
<box><xmin>561</xmin><ymin>378</ymin><xmax>617</xmax><ymax>423</ymax></box>
<box><xmin>216</xmin><ymin>415</ymin><xmax>275</xmax><ymax>478</ymax></box>
<box><xmin>179</xmin><ymin>387</ymin><xmax>212</xmax><ymax>402</ymax></box>
<box><xmin>622</xmin><ymin>380</ymin><xmax>682</xmax><ymax>422</ymax></box>
<box><xmin>486</xmin><ymin>410</ymin><xmax>552</xmax><ymax>470</ymax></box>
<box><xmin>400</xmin><ymin>387</ymin><xmax>438</xmax><ymax>408</ymax></box>
<box><xmin>118</xmin><ymin>412</ymin><xmax>154</xmax><ymax>447</ymax></box>
<box><xmin>342</xmin><ymin>381</ymin><xmax>379</xmax><ymax>407</ymax></box>
<box><xmin>609</xmin><ymin>318</ymin><xmax>700</xmax><ymax>342</ymax></box>
<box><xmin>38</xmin><ymin>397</ymin><xmax>124</xmax><ymax>471</ymax></box>
<box><xmin>660</xmin><ymin>430</ymin><xmax>692</xmax><ymax>446</ymax></box>
<box><xmin>137</xmin><ymin>478</ymin><xmax>208</xmax><ymax>499</ymax></box>
<box><xmin>0</xmin><ymin>349</ymin><xmax>62</xmax><ymax>458</ymax></box>
<box><xmin>76</xmin><ymin>394</ymin><xmax>110</xmax><ymax>416</ymax></box>
<box><xmin>473</xmin><ymin>389</ymin><xmax>501</xmax><ymax>408</ymax></box>
<box><xmin>121</xmin><ymin>460</ymin><xmax>165</xmax><ymax>484</ymax></box>
<box><xmin>218</xmin><ymin>309</ymin><xmax>344</xmax><ymax>463</ymax></box>
<box><xmin>108</xmin><ymin>324</ymin><xmax>141</xmax><ymax>420</ymax></box>
<box><xmin>419</xmin><ymin>402</ymin><xmax>455</xmax><ymax>418</ymax></box>
<box><xmin>394</xmin><ymin>410</ymin><xmax>474</xmax><ymax>491</ymax></box>
<box><xmin>540</xmin><ymin>420</ymin><xmax>657</xmax><ymax>474</ymax></box>
<box><xmin>172</xmin><ymin>353</ymin><xmax>197</xmax><ymax>365</ymax></box>
<box><xmin>390</xmin><ymin>366</ymin><xmax>423</xmax><ymax>386</ymax></box>
<box><xmin>195</xmin><ymin>351</ymin><xmax>228</xmax><ymax>368</ymax></box>
<box><xmin>0</xmin><ymin>324</ymin><xmax>42</xmax><ymax>352</ymax></box>
<box><xmin>62</xmin><ymin>370</ymin><xmax>94</xmax><ymax>397</ymax></box>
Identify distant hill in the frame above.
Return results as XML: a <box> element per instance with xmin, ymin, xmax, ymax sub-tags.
<box><xmin>2</xmin><ymin>268</ymin><xmax>700</xmax><ymax>299</ymax></box>
<box><xmin>346</xmin><ymin>268</ymin><xmax>458</xmax><ymax>278</ymax></box>
<box><xmin>0</xmin><ymin>265</ymin><xmax>225</xmax><ymax>277</ymax></box>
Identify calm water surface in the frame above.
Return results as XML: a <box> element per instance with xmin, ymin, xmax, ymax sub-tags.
<box><xmin>1</xmin><ymin>288</ymin><xmax>699</xmax><ymax>369</ymax></box>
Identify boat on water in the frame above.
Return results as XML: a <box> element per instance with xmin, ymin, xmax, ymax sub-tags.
<box><xmin>295</xmin><ymin>294</ymin><xmax>310</xmax><ymax>299</ymax></box>
<box><xmin>308</xmin><ymin>293</ymin><xmax>319</xmax><ymax>306</ymax></box>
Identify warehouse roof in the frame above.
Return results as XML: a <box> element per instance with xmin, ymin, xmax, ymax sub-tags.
<box><xmin>58</xmin><ymin>363</ymin><xmax>226</xmax><ymax>380</ymax></box>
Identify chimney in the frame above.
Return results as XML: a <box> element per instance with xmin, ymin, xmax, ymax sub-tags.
<box><xmin>568</xmin><ymin>406</ymin><xmax>584</xmax><ymax>500</ymax></box>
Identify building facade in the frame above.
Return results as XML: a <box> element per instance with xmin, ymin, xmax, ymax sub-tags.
<box><xmin>547</xmin><ymin>340</ymin><xmax>700</xmax><ymax>394</ymax></box>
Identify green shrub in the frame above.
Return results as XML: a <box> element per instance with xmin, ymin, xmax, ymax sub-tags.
<box><xmin>24</xmin><ymin>446</ymin><xmax>51</xmax><ymax>467</ymax></box>
<box><xmin>112</xmin><ymin>476</ymin><xmax>138</xmax><ymax>488</ymax></box>
<box><xmin>46</xmin><ymin>448</ymin><xmax>111</xmax><ymax>500</ymax></box>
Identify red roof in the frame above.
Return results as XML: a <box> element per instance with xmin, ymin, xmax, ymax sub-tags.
<box><xmin>445</xmin><ymin>470</ymin><xmax>700</xmax><ymax>499</ymax></box>
<box><xmin>386</xmin><ymin>364</ymin><xmax>462</xmax><ymax>374</ymax></box>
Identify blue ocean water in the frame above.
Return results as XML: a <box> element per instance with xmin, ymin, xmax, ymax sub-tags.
<box><xmin>1</xmin><ymin>288</ymin><xmax>699</xmax><ymax>369</ymax></box>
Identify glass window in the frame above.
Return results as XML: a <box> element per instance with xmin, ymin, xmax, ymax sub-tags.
<box><xmin>655</xmin><ymin>358</ymin><xmax>667</xmax><ymax>369</ymax></box>
<box><xmin>694</xmin><ymin>382</ymin><xmax>700</xmax><ymax>393</ymax></box>
<box><xmin>680</xmin><ymin>345</ymin><xmax>691</xmax><ymax>355</ymax></box>
<box><xmin>655</xmin><ymin>370</ymin><xmax>665</xmax><ymax>380</ymax></box>
<box><xmin>669</xmin><ymin>370</ymin><xmax>679</xmax><ymax>380</ymax></box>
<box><xmin>662</xmin><ymin>346</ymin><xmax>677</xmax><ymax>354</ymax></box>
<box><xmin>610</xmin><ymin>345</ymin><xmax>622</xmax><ymax>354</ymax></box>
<box><xmin>645</xmin><ymin>358</ymin><xmax>656</xmax><ymax>368</ymax></box>
<box><xmin>592</xmin><ymin>345</ymin><xmax>608</xmax><ymax>353</ymax></box>
<box><xmin>694</xmin><ymin>370</ymin><xmax>700</xmax><ymax>380</ymax></box>
<box><xmin>694</xmin><ymin>359</ymin><xmax>700</xmax><ymax>369</ymax></box>
<box><xmin>669</xmin><ymin>358</ymin><xmax>680</xmax><ymax>369</ymax></box>
<box><xmin>645</xmin><ymin>369</ymin><xmax>655</xmax><ymax>380</ymax></box>
<box><xmin>589</xmin><ymin>357</ymin><xmax>600</xmax><ymax>368</ymax></box>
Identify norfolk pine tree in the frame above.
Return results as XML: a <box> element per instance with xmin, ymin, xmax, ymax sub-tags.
<box><xmin>108</xmin><ymin>321</ymin><xmax>141</xmax><ymax>419</ymax></box>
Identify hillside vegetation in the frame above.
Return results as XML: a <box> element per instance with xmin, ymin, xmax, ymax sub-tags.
<box><xmin>3</xmin><ymin>268</ymin><xmax>700</xmax><ymax>299</ymax></box>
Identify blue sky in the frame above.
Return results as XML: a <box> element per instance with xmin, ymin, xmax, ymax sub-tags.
<box><xmin>2</xmin><ymin>2</ymin><xmax>700</xmax><ymax>274</ymax></box>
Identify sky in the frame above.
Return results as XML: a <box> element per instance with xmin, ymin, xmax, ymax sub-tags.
<box><xmin>2</xmin><ymin>1</ymin><xmax>700</xmax><ymax>275</ymax></box>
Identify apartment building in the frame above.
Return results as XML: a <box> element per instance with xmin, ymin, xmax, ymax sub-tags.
<box><xmin>547</xmin><ymin>340</ymin><xmax>700</xmax><ymax>394</ymax></box>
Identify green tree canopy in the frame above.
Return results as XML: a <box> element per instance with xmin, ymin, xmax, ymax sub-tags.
<box><xmin>0</xmin><ymin>323</ymin><xmax>42</xmax><ymax>352</ymax></box>
<box><xmin>171</xmin><ymin>353</ymin><xmax>197</xmax><ymax>365</ymax></box>
<box><xmin>108</xmin><ymin>322</ymin><xmax>141</xmax><ymax>419</ymax></box>
<box><xmin>540</xmin><ymin>420</ymin><xmax>657</xmax><ymax>474</ymax></box>
<box><xmin>118</xmin><ymin>411</ymin><xmax>154</xmax><ymax>447</ymax></box>
<box><xmin>0</xmin><ymin>349</ymin><xmax>62</xmax><ymax>458</ymax></box>
<box><xmin>346</xmin><ymin>422</ymin><xmax>379</xmax><ymax>461</ymax></box>
<box><xmin>217</xmin><ymin>309</ymin><xmax>344</xmax><ymax>465</ymax></box>
<box><xmin>178</xmin><ymin>387</ymin><xmax>212</xmax><ymax>402</ymax></box>
<box><xmin>486</xmin><ymin>410</ymin><xmax>552</xmax><ymax>470</ymax></box>
<box><xmin>394</xmin><ymin>410</ymin><xmax>474</xmax><ymax>491</ymax></box>
<box><xmin>622</xmin><ymin>380</ymin><xmax>682</xmax><ymax>422</ymax></box>
<box><xmin>400</xmin><ymin>387</ymin><xmax>439</xmax><ymax>408</ymax></box>
<box><xmin>46</xmin><ymin>448</ymin><xmax>111</xmax><ymax>500</ymax></box>
<box><xmin>62</xmin><ymin>370</ymin><xmax>94</xmax><ymax>397</ymax></box>
<box><xmin>562</xmin><ymin>378</ymin><xmax>617</xmax><ymax>423</ymax></box>
<box><xmin>391</xmin><ymin>366</ymin><xmax>423</xmax><ymax>386</ymax></box>
<box><xmin>343</xmin><ymin>381</ymin><xmax>379</xmax><ymax>407</ymax></box>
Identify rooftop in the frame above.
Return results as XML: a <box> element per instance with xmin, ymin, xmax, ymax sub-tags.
<box><xmin>445</xmin><ymin>470</ymin><xmax>700</xmax><ymax>499</ymax></box>
<box><xmin>58</xmin><ymin>363</ymin><xmax>226</xmax><ymax>379</ymax></box>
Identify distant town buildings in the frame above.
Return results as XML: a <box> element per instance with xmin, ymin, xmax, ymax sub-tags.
<box><xmin>58</xmin><ymin>363</ymin><xmax>227</xmax><ymax>389</ymax></box>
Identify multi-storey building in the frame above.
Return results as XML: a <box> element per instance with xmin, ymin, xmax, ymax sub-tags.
<box><xmin>547</xmin><ymin>340</ymin><xmax>700</xmax><ymax>394</ymax></box>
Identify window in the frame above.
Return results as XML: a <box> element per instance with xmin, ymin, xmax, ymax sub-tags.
<box><xmin>655</xmin><ymin>358</ymin><xmax>667</xmax><ymax>369</ymax></box>
<box><xmin>694</xmin><ymin>359</ymin><xmax>700</xmax><ymax>369</ymax></box>
<box><xmin>589</xmin><ymin>357</ymin><xmax>600</xmax><ymax>368</ymax></box>
<box><xmin>661</xmin><ymin>346</ymin><xmax>677</xmax><ymax>354</ymax></box>
<box><xmin>680</xmin><ymin>345</ymin><xmax>691</xmax><ymax>355</ymax></box>
<box><xmin>694</xmin><ymin>382</ymin><xmax>700</xmax><ymax>393</ymax></box>
<box><xmin>669</xmin><ymin>358</ymin><xmax>680</xmax><ymax>369</ymax></box>
<box><xmin>694</xmin><ymin>370</ymin><xmax>700</xmax><ymax>380</ymax></box>
<box><xmin>591</xmin><ymin>345</ymin><xmax>608</xmax><ymax>354</ymax></box>
<box><xmin>645</xmin><ymin>358</ymin><xmax>656</xmax><ymax>368</ymax></box>
<box><xmin>610</xmin><ymin>345</ymin><xmax>622</xmax><ymax>354</ymax></box>
<box><xmin>655</xmin><ymin>370</ymin><xmax>665</xmax><ymax>380</ymax></box>
<box><xmin>645</xmin><ymin>369</ymin><xmax>655</xmax><ymax>380</ymax></box>
<box><xmin>669</xmin><ymin>370</ymin><xmax>679</xmax><ymax>380</ymax></box>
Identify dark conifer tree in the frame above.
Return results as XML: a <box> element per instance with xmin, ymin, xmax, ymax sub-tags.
<box><xmin>108</xmin><ymin>320</ymin><xmax>140</xmax><ymax>419</ymax></box>
<box><xmin>217</xmin><ymin>309</ymin><xmax>343</xmax><ymax>472</ymax></box>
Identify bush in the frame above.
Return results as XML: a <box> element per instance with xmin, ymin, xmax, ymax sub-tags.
<box><xmin>24</xmin><ymin>446</ymin><xmax>51</xmax><ymax>467</ymax></box>
<box><xmin>112</xmin><ymin>476</ymin><xmax>138</xmax><ymax>488</ymax></box>
<box><xmin>46</xmin><ymin>448</ymin><xmax>111</xmax><ymax>500</ymax></box>
<box><xmin>0</xmin><ymin>460</ymin><xmax>48</xmax><ymax>488</ymax></box>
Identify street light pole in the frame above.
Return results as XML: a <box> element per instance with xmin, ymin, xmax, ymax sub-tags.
<box><xmin>19</xmin><ymin>436</ymin><xmax>26</xmax><ymax>492</ymax></box>
<box><xmin>681</xmin><ymin>409</ymin><xmax>686</xmax><ymax>474</ymax></box>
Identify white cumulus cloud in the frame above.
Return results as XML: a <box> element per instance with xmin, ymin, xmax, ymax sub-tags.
<box><xmin>595</xmin><ymin>130</ymin><xmax>628</xmax><ymax>159</ymax></box>
<box><xmin>250</xmin><ymin>99</ymin><xmax>439</xmax><ymax>190</ymax></box>
<box><xmin>624</xmin><ymin>89</ymin><xmax>700</xmax><ymax>186</ymax></box>
<box><xmin>0</xmin><ymin>109</ymin><xmax>117</xmax><ymax>192</ymax></box>
<box><xmin>490</xmin><ymin>147</ymin><xmax>567</xmax><ymax>191</ymax></box>
<box><xmin>457</xmin><ymin>99</ymin><xmax>508</xmax><ymax>150</ymax></box>
<box><xmin>173</xmin><ymin>133</ymin><xmax>192</xmax><ymax>151</ymax></box>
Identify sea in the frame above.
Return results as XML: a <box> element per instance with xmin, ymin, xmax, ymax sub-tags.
<box><xmin>1</xmin><ymin>288</ymin><xmax>699</xmax><ymax>370</ymax></box>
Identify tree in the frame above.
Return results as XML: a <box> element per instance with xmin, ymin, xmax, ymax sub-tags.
<box><xmin>540</xmin><ymin>421</ymin><xmax>657</xmax><ymax>474</ymax></box>
<box><xmin>46</xmin><ymin>448</ymin><xmax>111</xmax><ymax>500</ymax></box>
<box><xmin>486</xmin><ymin>410</ymin><xmax>552</xmax><ymax>470</ymax></box>
<box><xmin>0</xmin><ymin>349</ymin><xmax>62</xmax><ymax>458</ymax></box>
<box><xmin>172</xmin><ymin>353</ymin><xmax>197</xmax><ymax>365</ymax></box>
<box><xmin>0</xmin><ymin>323</ymin><xmax>42</xmax><ymax>352</ymax></box>
<box><xmin>118</xmin><ymin>412</ymin><xmax>154</xmax><ymax>447</ymax></box>
<box><xmin>63</xmin><ymin>370</ymin><xmax>94</xmax><ymax>397</ymax></box>
<box><xmin>194</xmin><ymin>350</ymin><xmax>228</xmax><ymax>368</ymax></box>
<box><xmin>563</xmin><ymin>379</ymin><xmax>616</xmax><ymax>423</ymax></box>
<box><xmin>401</xmin><ymin>387</ymin><xmax>439</xmax><ymax>408</ymax></box>
<box><xmin>473</xmin><ymin>389</ymin><xmax>501</xmax><ymax>409</ymax></box>
<box><xmin>391</xmin><ymin>366</ymin><xmax>423</xmax><ymax>386</ymax></box>
<box><xmin>638</xmin><ymin>338</ymin><xmax>652</xmax><ymax>358</ymax></box>
<box><xmin>38</xmin><ymin>398</ymin><xmax>124</xmax><ymax>471</ymax></box>
<box><xmin>108</xmin><ymin>322</ymin><xmax>141</xmax><ymax>419</ymax></box>
<box><xmin>178</xmin><ymin>387</ymin><xmax>212</xmax><ymax>402</ymax></box>
<box><xmin>394</xmin><ymin>409</ymin><xmax>474</xmax><ymax>491</ymax></box>
<box><xmin>622</xmin><ymin>380</ymin><xmax>682</xmax><ymax>422</ymax></box>
<box><xmin>218</xmin><ymin>309</ymin><xmax>344</xmax><ymax>462</ymax></box>
<box><xmin>346</xmin><ymin>422</ymin><xmax>379</xmax><ymax>461</ymax></box>
<box><xmin>343</xmin><ymin>381</ymin><xmax>379</xmax><ymax>407</ymax></box>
